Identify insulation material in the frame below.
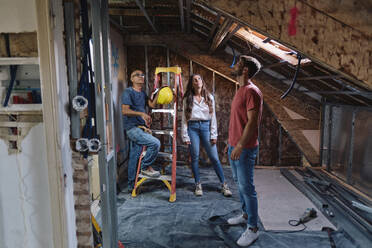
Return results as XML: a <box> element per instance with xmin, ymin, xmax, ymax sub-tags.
<box><xmin>0</xmin><ymin>33</ymin><xmax>38</xmax><ymax>57</ymax></box>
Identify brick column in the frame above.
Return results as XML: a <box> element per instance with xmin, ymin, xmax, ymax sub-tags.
<box><xmin>72</xmin><ymin>152</ymin><xmax>94</xmax><ymax>248</ymax></box>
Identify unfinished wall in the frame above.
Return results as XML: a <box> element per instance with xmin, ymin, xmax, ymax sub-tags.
<box><xmin>0</xmin><ymin>123</ymin><xmax>53</xmax><ymax>248</ymax></box>
<box><xmin>204</xmin><ymin>0</ymin><xmax>372</xmax><ymax>89</ymax></box>
<box><xmin>125</xmin><ymin>45</ymin><xmax>302</xmax><ymax>166</ymax></box>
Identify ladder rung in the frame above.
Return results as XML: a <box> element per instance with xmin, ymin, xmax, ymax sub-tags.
<box><xmin>152</xmin><ymin>109</ymin><xmax>175</xmax><ymax>115</ymax></box>
<box><xmin>157</xmin><ymin>152</ymin><xmax>173</xmax><ymax>159</ymax></box>
<box><xmin>152</xmin><ymin>130</ymin><xmax>173</xmax><ymax>136</ymax></box>
<box><xmin>138</xmin><ymin>173</ymin><xmax>172</xmax><ymax>181</ymax></box>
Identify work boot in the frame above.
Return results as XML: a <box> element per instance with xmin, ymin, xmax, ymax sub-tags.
<box><xmin>142</xmin><ymin>166</ymin><xmax>160</xmax><ymax>177</ymax></box>
<box><xmin>195</xmin><ymin>183</ymin><xmax>203</xmax><ymax>196</ymax></box>
<box><xmin>227</xmin><ymin>213</ymin><xmax>247</xmax><ymax>225</ymax></box>
<box><xmin>221</xmin><ymin>182</ymin><xmax>232</xmax><ymax>197</ymax></box>
<box><xmin>237</xmin><ymin>227</ymin><xmax>259</xmax><ymax>247</ymax></box>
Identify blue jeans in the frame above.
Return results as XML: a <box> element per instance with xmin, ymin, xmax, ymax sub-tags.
<box><xmin>126</xmin><ymin>127</ymin><xmax>161</xmax><ymax>188</ymax></box>
<box><xmin>187</xmin><ymin>120</ymin><xmax>225</xmax><ymax>184</ymax></box>
<box><xmin>228</xmin><ymin>145</ymin><xmax>258</xmax><ymax>228</ymax></box>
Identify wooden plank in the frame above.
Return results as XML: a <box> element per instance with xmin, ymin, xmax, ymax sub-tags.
<box><xmin>207</xmin><ymin>13</ymin><xmax>221</xmax><ymax>41</ymax></box>
<box><xmin>0</xmin><ymin>57</ymin><xmax>39</xmax><ymax>65</ymax></box>
<box><xmin>209</xmin><ymin>18</ymin><xmax>233</xmax><ymax>53</ymax></box>
<box><xmin>35</xmin><ymin>0</ymin><xmax>68</xmax><ymax>247</ymax></box>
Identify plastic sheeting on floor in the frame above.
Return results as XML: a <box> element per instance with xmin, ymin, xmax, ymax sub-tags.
<box><xmin>115</xmin><ymin>166</ymin><xmax>357</xmax><ymax>248</ymax></box>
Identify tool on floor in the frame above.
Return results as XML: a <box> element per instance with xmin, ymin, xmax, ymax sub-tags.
<box><xmin>288</xmin><ymin>207</ymin><xmax>317</xmax><ymax>230</ymax></box>
<box><xmin>92</xmin><ymin>214</ymin><xmax>125</xmax><ymax>248</ymax></box>
<box><xmin>131</xmin><ymin>67</ymin><xmax>183</xmax><ymax>202</ymax></box>
<box><xmin>299</xmin><ymin>208</ymin><xmax>317</xmax><ymax>224</ymax></box>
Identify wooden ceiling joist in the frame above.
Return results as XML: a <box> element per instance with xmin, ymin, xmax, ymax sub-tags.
<box><xmin>207</xmin><ymin>13</ymin><xmax>221</xmax><ymax>41</ymax></box>
<box><xmin>186</xmin><ymin>0</ymin><xmax>192</xmax><ymax>33</ymax></box>
<box><xmin>209</xmin><ymin>18</ymin><xmax>233</xmax><ymax>53</ymax></box>
<box><xmin>134</xmin><ymin>0</ymin><xmax>158</xmax><ymax>33</ymax></box>
<box><xmin>178</xmin><ymin>0</ymin><xmax>185</xmax><ymax>31</ymax></box>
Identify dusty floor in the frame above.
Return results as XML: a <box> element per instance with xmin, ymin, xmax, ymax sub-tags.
<box><xmin>113</xmin><ymin>166</ymin><xmax>352</xmax><ymax>247</ymax></box>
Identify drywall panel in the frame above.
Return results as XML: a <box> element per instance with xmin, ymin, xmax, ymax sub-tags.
<box><xmin>0</xmin><ymin>0</ymin><xmax>37</xmax><ymax>33</ymax></box>
<box><xmin>0</xmin><ymin>123</ymin><xmax>53</xmax><ymax>248</ymax></box>
<box><xmin>110</xmin><ymin>26</ymin><xmax>126</xmax><ymax>154</ymax></box>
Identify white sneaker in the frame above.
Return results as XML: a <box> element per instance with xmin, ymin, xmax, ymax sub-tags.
<box><xmin>227</xmin><ymin>214</ymin><xmax>247</xmax><ymax>225</ymax></box>
<box><xmin>142</xmin><ymin>168</ymin><xmax>160</xmax><ymax>177</ymax></box>
<box><xmin>195</xmin><ymin>183</ymin><xmax>203</xmax><ymax>196</ymax></box>
<box><xmin>237</xmin><ymin>228</ymin><xmax>259</xmax><ymax>247</ymax></box>
<box><xmin>221</xmin><ymin>183</ymin><xmax>232</xmax><ymax>197</ymax></box>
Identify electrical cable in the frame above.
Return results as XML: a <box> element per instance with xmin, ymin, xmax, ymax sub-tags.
<box><xmin>229</xmin><ymin>46</ymin><xmax>237</xmax><ymax>68</ymax></box>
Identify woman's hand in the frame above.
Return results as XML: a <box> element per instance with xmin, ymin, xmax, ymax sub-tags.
<box><xmin>184</xmin><ymin>141</ymin><xmax>191</xmax><ymax>145</ymax></box>
<box><xmin>210</xmin><ymin>139</ymin><xmax>217</xmax><ymax>145</ymax></box>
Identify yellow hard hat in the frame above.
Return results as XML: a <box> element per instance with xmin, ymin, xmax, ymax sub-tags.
<box><xmin>156</xmin><ymin>86</ymin><xmax>173</xmax><ymax>104</ymax></box>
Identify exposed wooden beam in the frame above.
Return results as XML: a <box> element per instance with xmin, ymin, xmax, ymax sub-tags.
<box><xmin>108</xmin><ymin>8</ymin><xmax>178</xmax><ymax>17</ymax></box>
<box><xmin>109</xmin><ymin>18</ymin><xmax>127</xmax><ymax>33</ymax></box>
<box><xmin>207</xmin><ymin>13</ymin><xmax>221</xmax><ymax>42</ymax></box>
<box><xmin>219</xmin><ymin>23</ymin><xmax>241</xmax><ymax>49</ymax></box>
<box><xmin>186</xmin><ymin>0</ymin><xmax>191</xmax><ymax>33</ymax></box>
<box><xmin>134</xmin><ymin>0</ymin><xmax>158</xmax><ymax>33</ymax></box>
<box><xmin>178</xmin><ymin>0</ymin><xmax>185</xmax><ymax>31</ymax></box>
<box><xmin>297</xmin><ymin>75</ymin><xmax>342</xmax><ymax>81</ymax></box>
<box><xmin>263</xmin><ymin>60</ymin><xmax>288</xmax><ymax>69</ymax></box>
<box><xmin>209</xmin><ymin>18</ymin><xmax>233</xmax><ymax>53</ymax></box>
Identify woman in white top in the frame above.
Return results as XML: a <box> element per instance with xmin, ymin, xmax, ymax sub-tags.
<box><xmin>182</xmin><ymin>74</ymin><xmax>232</xmax><ymax>197</ymax></box>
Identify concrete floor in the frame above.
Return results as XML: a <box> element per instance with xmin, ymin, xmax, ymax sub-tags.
<box><xmin>255</xmin><ymin>169</ymin><xmax>335</xmax><ymax>231</ymax></box>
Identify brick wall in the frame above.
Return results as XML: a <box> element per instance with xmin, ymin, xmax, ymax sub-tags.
<box><xmin>72</xmin><ymin>152</ymin><xmax>93</xmax><ymax>248</ymax></box>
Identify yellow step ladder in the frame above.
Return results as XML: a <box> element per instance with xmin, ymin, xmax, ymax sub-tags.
<box><xmin>131</xmin><ymin>67</ymin><xmax>183</xmax><ymax>202</ymax></box>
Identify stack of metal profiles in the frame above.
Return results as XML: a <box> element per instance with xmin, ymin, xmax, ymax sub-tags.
<box><xmin>281</xmin><ymin>168</ymin><xmax>372</xmax><ymax>248</ymax></box>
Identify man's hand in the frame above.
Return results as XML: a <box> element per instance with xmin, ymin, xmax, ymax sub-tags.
<box><xmin>141</xmin><ymin>113</ymin><xmax>152</xmax><ymax>126</ymax></box>
<box><xmin>210</xmin><ymin>139</ymin><xmax>217</xmax><ymax>145</ymax></box>
<box><xmin>230</xmin><ymin>144</ymin><xmax>243</xmax><ymax>160</ymax></box>
<box><xmin>184</xmin><ymin>141</ymin><xmax>191</xmax><ymax>145</ymax></box>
